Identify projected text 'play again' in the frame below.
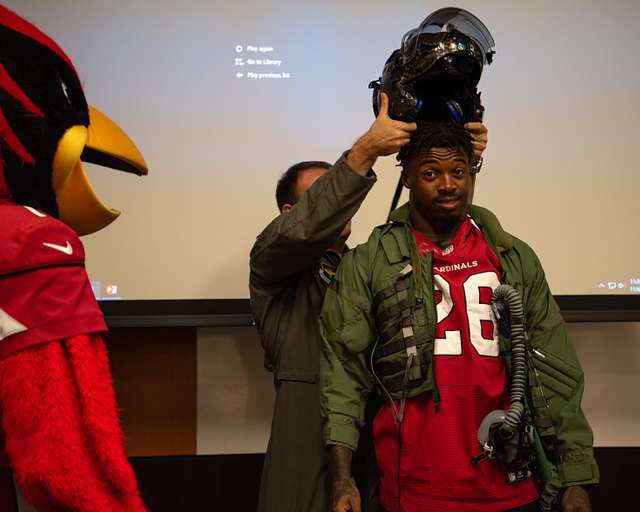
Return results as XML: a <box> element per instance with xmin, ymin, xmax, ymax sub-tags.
<box><xmin>234</xmin><ymin>44</ymin><xmax>291</xmax><ymax>80</ymax></box>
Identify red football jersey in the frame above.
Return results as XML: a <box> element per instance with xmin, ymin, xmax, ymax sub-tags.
<box><xmin>0</xmin><ymin>200</ymin><xmax>106</xmax><ymax>359</ymax></box>
<box><xmin>374</xmin><ymin>217</ymin><xmax>539</xmax><ymax>512</ymax></box>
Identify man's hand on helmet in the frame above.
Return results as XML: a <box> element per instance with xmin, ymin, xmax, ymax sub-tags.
<box><xmin>464</xmin><ymin>121</ymin><xmax>488</xmax><ymax>159</ymax></box>
<box><xmin>347</xmin><ymin>92</ymin><xmax>417</xmax><ymax>174</ymax></box>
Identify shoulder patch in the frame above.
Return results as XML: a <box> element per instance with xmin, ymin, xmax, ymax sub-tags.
<box><xmin>319</xmin><ymin>261</ymin><xmax>336</xmax><ymax>286</ymax></box>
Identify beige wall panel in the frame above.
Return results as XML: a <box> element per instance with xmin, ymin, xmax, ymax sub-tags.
<box><xmin>195</xmin><ymin>323</ymin><xmax>640</xmax><ymax>454</ymax></box>
<box><xmin>570</xmin><ymin>322</ymin><xmax>640</xmax><ymax>447</ymax></box>
<box><xmin>197</xmin><ymin>327</ymin><xmax>275</xmax><ymax>454</ymax></box>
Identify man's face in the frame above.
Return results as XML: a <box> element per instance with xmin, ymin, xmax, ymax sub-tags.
<box><xmin>281</xmin><ymin>167</ymin><xmax>352</xmax><ymax>245</ymax></box>
<box><xmin>402</xmin><ymin>146</ymin><xmax>472</xmax><ymax>234</ymax></box>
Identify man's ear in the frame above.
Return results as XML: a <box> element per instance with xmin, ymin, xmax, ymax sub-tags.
<box><xmin>281</xmin><ymin>203</ymin><xmax>293</xmax><ymax>214</ymax></box>
<box><xmin>401</xmin><ymin>170</ymin><xmax>411</xmax><ymax>190</ymax></box>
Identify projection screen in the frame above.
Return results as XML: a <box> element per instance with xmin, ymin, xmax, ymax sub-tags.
<box><xmin>5</xmin><ymin>0</ymin><xmax>639</xmax><ymax>305</ymax></box>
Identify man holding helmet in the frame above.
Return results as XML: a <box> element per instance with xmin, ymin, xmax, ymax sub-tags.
<box><xmin>249</xmin><ymin>8</ymin><xmax>491</xmax><ymax>512</ymax></box>
<box><xmin>320</xmin><ymin>8</ymin><xmax>598</xmax><ymax>512</ymax></box>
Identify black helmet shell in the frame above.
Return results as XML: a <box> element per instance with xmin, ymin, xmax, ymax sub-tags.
<box><xmin>370</xmin><ymin>7</ymin><xmax>495</xmax><ymax>123</ymax></box>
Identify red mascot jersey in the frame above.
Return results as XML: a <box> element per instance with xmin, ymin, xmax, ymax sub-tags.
<box><xmin>0</xmin><ymin>200</ymin><xmax>106</xmax><ymax>359</ymax></box>
<box><xmin>374</xmin><ymin>217</ymin><xmax>539</xmax><ymax>512</ymax></box>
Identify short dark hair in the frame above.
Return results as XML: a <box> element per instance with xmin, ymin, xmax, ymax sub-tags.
<box><xmin>275</xmin><ymin>160</ymin><xmax>332</xmax><ymax>211</ymax></box>
<box><xmin>397</xmin><ymin>122</ymin><xmax>473</xmax><ymax>171</ymax></box>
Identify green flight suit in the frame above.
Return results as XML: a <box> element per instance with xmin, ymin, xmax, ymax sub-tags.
<box><xmin>320</xmin><ymin>203</ymin><xmax>599</xmax><ymax>511</ymax></box>
<box><xmin>250</xmin><ymin>154</ymin><xmax>376</xmax><ymax>512</ymax></box>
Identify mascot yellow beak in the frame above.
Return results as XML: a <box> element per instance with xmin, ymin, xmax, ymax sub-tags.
<box><xmin>52</xmin><ymin>106</ymin><xmax>148</xmax><ymax>236</ymax></box>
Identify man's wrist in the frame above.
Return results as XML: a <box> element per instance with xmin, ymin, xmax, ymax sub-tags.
<box><xmin>327</xmin><ymin>444</ymin><xmax>354</xmax><ymax>482</ymax></box>
<box><xmin>331</xmin><ymin>475</ymin><xmax>354</xmax><ymax>486</ymax></box>
<box><xmin>347</xmin><ymin>134</ymin><xmax>376</xmax><ymax>175</ymax></box>
<box><xmin>470</xmin><ymin>155</ymin><xmax>483</xmax><ymax>174</ymax></box>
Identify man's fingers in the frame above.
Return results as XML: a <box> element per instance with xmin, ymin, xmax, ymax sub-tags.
<box><xmin>377</xmin><ymin>92</ymin><xmax>390</xmax><ymax>119</ymax></box>
<box><xmin>384</xmin><ymin>136</ymin><xmax>411</xmax><ymax>154</ymax></box>
<box><xmin>333</xmin><ymin>495</ymin><xmax>358</xmax><ymax>512</ymax></box>
<box><xmin>386</xmin><ymin>120</ymin><xmax>417</xmax><ymax>138</ymax></box>
<box><xmin>378</xmin><ymin>93</ymin><xmax>415</xmax><ymax>132</ymax></box>
<box><xmin>464</xmin><ymin>121</ymin><xmax>487</xmax><ymax>133</ymax></box>
<box><xmin>392</xmin><ymin>126</ymin><xmax>415</xmax><ymax>138</ymax></box>
<box><xmin>332</xmin><ymin>496</ymin><xmax>348</xmax><ymax>512</ymax></box>
<box><xmin>468</xmin><ymin>119</ymin><xmax>487</xmax><ymax>158</ymax></box>
<box><xmin>472</xmin><ymin>135</ymin><xmax>488</xmax><ymax>146</ymax></box>
<box><xmin>394</xmin><ymin>120</ymin><xmax>417</xmax><ymax>133</ymax></box>
<box><xmin>560</xmin><ymin>485</ymin><xmax>591</xmax><ymax>512</ymax></box>
<box><xmin>396</xmin><ymin>136</ymin><xmax>412</xmax><ymax>148</ymax></box>
<box><xmin>363</xmin><ymin>93</ymin><xmax>417</xmax><ymax>158</ymax></box>
<box><xmin>471</xmin><ymin>131</ymin><xmax>488</xmax><ymax>142</ymax></box>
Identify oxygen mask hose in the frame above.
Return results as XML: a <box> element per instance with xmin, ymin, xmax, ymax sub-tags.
<box><xmin>473</xmin><ymin>284</ymin><xmax>532</xmax><ymax>473</ymax></box>
<box><xmin>492</xmin><ymin>284</ymin><xmax>528</xmax><ymax>433</ymax></box>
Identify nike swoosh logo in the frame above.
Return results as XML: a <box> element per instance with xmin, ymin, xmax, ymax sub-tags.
<box><xmin>42</xmin><ymin>241</ymin><xmax>74</xmax><ymax>255</ymax></box>
<box><xmin>23</xmin><ymin>206</ymin><xmax>47</xmax><ymax>218</ymax></box>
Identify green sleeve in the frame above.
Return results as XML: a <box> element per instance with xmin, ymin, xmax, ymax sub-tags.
<box><xmin>250</xmin><ymin>154</ymin><xmax>375</xmax><ymax>287</ymax></box>
<box><xmin>523</xmin><ymin>247</ymin><xmax>599</xmax><ymax>487</ymax></box>
<box><xmin>319</xmin><ymin>246</ymin><xmax>377</xmax><ymax>451</ymax></box>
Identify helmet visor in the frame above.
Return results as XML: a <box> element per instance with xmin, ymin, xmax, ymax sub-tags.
<box><xmin>402</xmin><ymin>7</ymin><xmax>495</xmax><ymax>65</ymax></box>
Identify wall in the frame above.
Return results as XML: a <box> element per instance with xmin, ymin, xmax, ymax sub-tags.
<box><xmin>11</xmin><ymin>322</ymin><xmax>639</xmax><ymax>511</ymax></box>
<box><xmin>106</xmin><ymin>322</ymin><xmax>640</xmax><ymax>456</ymax></box>
<box><xmin>572</xmin><ymin>322</ymin><xmax>640</xmax><ymax>447</ymax></box>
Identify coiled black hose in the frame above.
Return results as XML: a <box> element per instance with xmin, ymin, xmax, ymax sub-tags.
<box><xmin>492</xmin><ymin>284</ymin><xmax>527</xmax><ymax>434</ymax></box>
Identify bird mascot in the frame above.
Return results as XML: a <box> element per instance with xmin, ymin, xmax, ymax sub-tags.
<box><xmin>0</xmin><ymin>5</ymin><xmax>148</xmax><ymax>511</ymax></box>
